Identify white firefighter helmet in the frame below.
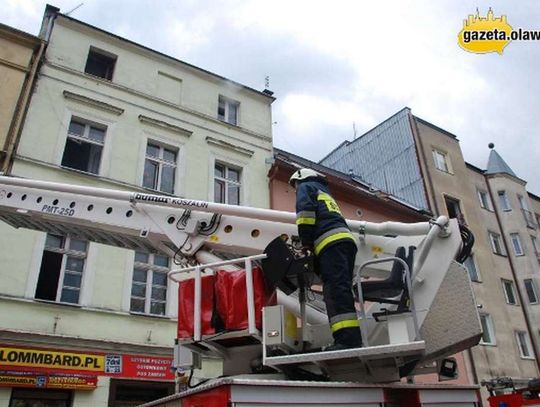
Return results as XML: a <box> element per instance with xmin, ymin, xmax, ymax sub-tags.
<box><xmin>288</xmin><ymin>168</ymin><xmax>324</xmax><ymax>187</ymax></box>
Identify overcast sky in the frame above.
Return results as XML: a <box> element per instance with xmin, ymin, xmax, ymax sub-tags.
<box><xmin>2</xmin><ymin>0</ymin><xmax>540</xmax><ymax>195</ymax></box>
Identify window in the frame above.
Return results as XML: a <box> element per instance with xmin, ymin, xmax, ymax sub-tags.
<box><xmin>108</xmin><ymin>379</ymin><xmax>174</xmax><ymax>406</ymax></box>
<box><xmin>142</xmin><ymin>143</ymin><xmax>177</xmax><ymax>194</ymax></box>
<box><xmin>516</xmin><ymin>331</ymin><xmax>533</xmax><ymax>358</ymax></box>
<box><xmin>536</xmin><ymin>213</ymin><xmax>540</xmax><ymax>229</ymax></box>
<box><xmin>480</xmin><ymin>314</ymin><xmax>495</xmax><ymax>345</ymax></box>
<box><xmin>510</xmin><ymin>233</ymin><xmax>524</xmax><ymax>256</ymax></box>
<box><xmin>432</xmin><ymin>149</ymin><xmax>450</xmax><ymax>173</ymax></box>
<box><xmin>524</xmin><ymin>279</ymin><xmax>538</xmax><ymax>304</ymax></box>
<box><xmin>85</xmin><ymin>47</ymin><xmax>116</xmax><ymax>80</ymax></box>
<box><xmin>477</xmin><ymin>189</ymin><xmax>492</xmax><ymax>210</ymax></box>
<box><xmin>35</xmin><ymin>234</ymin><xmax>88</xmax><ymax>304</ymax></box>
<box><xmin>10</xmin><ymin>389</ymin><xmax>72</xmax><ymax>407</ymax></box>
<box><xmin>498</xmin><ymin>190</ymin><xmax>511</xmax><ymax>211</ymax></box>
<box><xmin>464</xmin><ymin>254</ymin><xmax>480</xmax><ymax>282</ymax></box>
<box><xmin>444</xmin><ymin>195</ymin><xmax>465</xmax><ymax>224</ymax></box>
<box><xmin>214</xmin><ymin>162</ymin><xmax>241</xmax><ymax>205</ymax></box>
<box><xmin>131</xmin><ymin>251</ymin><xmax>169</xmax><ymax>316</ymax></box>
<box><xmin>532</xmin><ymin>236</ymin><xmax>540</xmax><ymax>254</ymax></box>
<box><xmin>502</xmin><ymin>279</ymin><xmax>518</xmax><ymax>305</ymax></box>
<box><xmin>217</xmin><ymin>96</ymin><xmax>239</xmax><ymax>125</ymax></box>
<box><xmin>489</xmin><ymin>231</ymin><xmax>505</xmax><ymax>255</ymax></box>
<box><xmin>61</xmin><ymin>118</ymin><xmax>105</xmax><ymax>175</ymax></box>
<box><xmin>518</xmin><ymin>194</ymin><xmax>529</xmax><ymax>210</ymax></box>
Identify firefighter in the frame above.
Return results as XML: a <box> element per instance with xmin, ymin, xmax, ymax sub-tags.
<box><xmin>289</xmin><ymin>168</ymin><xmax>362</xmax><ymax>350</ymax></box>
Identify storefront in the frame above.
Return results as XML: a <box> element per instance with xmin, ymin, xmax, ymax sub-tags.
<box><xmin>0</xmin><ymin>344</ymin><xmax>175</xmax><ymax>406</ymax></box>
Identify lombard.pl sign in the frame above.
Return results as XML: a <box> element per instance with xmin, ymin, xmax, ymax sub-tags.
<box><xmin>0</xmin><ymin>345</ymin><xmax>174</xmax><ymax>390</ymax></box>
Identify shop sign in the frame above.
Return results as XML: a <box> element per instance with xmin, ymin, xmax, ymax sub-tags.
<box><xmin>0</xmin><ymin>370</ymin><xmax>97</xmax><ymax>390</ymax></box>
<box><xmin>0</xmin><ymin>345</ymin><xmax>174</xmax><ymax>381</ymax></box>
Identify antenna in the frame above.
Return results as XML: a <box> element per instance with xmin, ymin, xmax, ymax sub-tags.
<box><xmin>66</xmin><ymin>2</ymin><xmax>84</xmax><ymax>16</ymax></box>
<box><xmin>265</xmin><ymin>76</ymin><xmax>270</xmax><ymax>90</ymax></box>
<box><xmin>353</xmin><ymin>122</ymin><xmax>357</xmax><ymax>140</ymax></box>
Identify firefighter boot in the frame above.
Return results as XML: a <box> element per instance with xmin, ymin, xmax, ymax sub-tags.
<box><xmin>325</xmin><ymin>327</ymin><xmax>362</xmax><ymax>351</ymax></box>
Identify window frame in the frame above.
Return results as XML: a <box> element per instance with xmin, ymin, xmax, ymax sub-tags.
<box><xmin>524</xmin><ymin>279</ymin><xmax>538</xmax><ymax>304</ymax></box>
<box><xmin>488</xmin><ymin>231</ymin><xmax>505</xmax><ymax>256</ymax></box>
<box><xmin>510</xmin><ymin>233</ymin><xmax>525</xmax><ymax>256</ymax></box>
<box><xmin>479</xmin><ymin>314</ymin><xmax>496</xmax><ymax>345</ymax></box>
<box><xmin>217</xmin><ymin>95</ymin><xmax>239</xmax><ymax>126</ymax></box>
<box><xmin>130</xmin><ymin>251</ymin><xmax>170</xmax><ymax>317</ymax></box>
<box><xmin>477</xmin><ymin>189</ymin><xmax>493</xmax><ymax>211</ymax></box>
<box><xmin>142</xmin><ymin>141</ymin><xmax>178</xmax><ymax>194</ymax></box>
<box><xmin>36</xmin><ymin>234</ymin><xmax>88</xmax><ymax>305</ymax></box>
<box><xmin>213</xmin><ymin>161</ymin><xmax>242</xmax><ymax>205</ymax></box>
<box><xmin>61</xmin><ymin>117</ymin><xmax>106</xmax><ymax>175</ymax></box>
<box><xmin>515</xmin><ymin>330</ymin><xmax>534</xmax><ymax>359</ymax></box>
<box><xmin>84</xmin><ymin>46</ymin><xmax>117</xmax><ymax>81</ymax></box>
<box><xmin>502</xmin><ymin>278</ymin><xmax>518</xmax><ymax>305</ymax></box>
<box><xmin>497</xmin><ymin>190</ymin><xmax>512</xmax><ymax>211</ymax></box>
<box><xmin>532</xmin><ymin>235</ymin><xmax>540</xmax><ymax>254</ymax></box>
<box><xmin>463</xmin><ymin>253</ymin><xmax>480</xmax><ymax>282</ymax></box>
<box><xmin>432</xmin><ymin>148</ymin><xmax>451</xmax><ymax>173</ymax></box>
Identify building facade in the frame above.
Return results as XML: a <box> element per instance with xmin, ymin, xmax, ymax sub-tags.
<box><xmin>321</xmin><ymin>108</ymin><xmax>540</xmax><ymax>402</ymax></box>
<box><xmin>0</xmin><ymin>23</ymin><xmax>44</xmax><ymax>172</ymax></box>
<box><xmin>0</xmin><ymin>5</ymin><xmax>274</xmax><ymax>407</ymax></box>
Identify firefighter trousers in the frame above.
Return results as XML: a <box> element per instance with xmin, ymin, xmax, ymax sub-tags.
<box><xmin>317</xmin><ymin>240</ymin><xmax>362</xmax><ymax>347</ymax></box>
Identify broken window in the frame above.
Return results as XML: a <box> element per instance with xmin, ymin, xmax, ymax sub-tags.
<box><xmin>142</xmin><ymin>142</ymin><xmax>177</xmax><ymax>194</ymax></box>
<box><xmin>35</xmin><ymin>234</ymin><xmax>88</xmax><ymax>304</ymax></box>
<box><xmin>84</xmin><ymin>47</ymin><xmax>116</xmax><ymax>80</ymax></box>
<box><xmin>130</xmin><ymin>251</ymin><xmax>169</xmax><ymax>316</ymax></box>
<box><xmin>444</xmin><ymin>195</ymin><xmax>466</xmax><ymax>225</ymax></box>
<box><xmin>217</xmin><ymin>96</ymin><xmax>239</xmax><ymax>125</ymax></box>
<box><xmin>214</xmin><ymin>162</ymin><xmax>241</xmax><ymax>205</ymax></box>
<box><xmin>61</xmin><ymin>118</ymin><xmax>105</xmax><ymax>175</ymax></box>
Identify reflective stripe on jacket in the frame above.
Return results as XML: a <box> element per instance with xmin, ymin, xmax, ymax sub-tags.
<box><xmin>295</xmin><ymin>178</ymin><xmax>355</xmax><ymax>255</ymax></box>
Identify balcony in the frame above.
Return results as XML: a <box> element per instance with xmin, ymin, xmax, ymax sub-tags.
<box><xmin>522</xmin><ymin>209</ymin><xmax>537</xmax><ymax>229</ymax></box>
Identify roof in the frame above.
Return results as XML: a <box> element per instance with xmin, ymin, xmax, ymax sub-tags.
<box><xmin>413</xmin><ymin>116</ymin><xmax>459</xmax><ymax>141</ymax></box>
<box><xmin>485</xmin><ymin>149</ymin><xmax>518</xmax><ymax>177</ymax></box>
<box><xmin>0</xmin><ymin>22</ymin><xmax>43</xmax><ymax>48</ymax></box>
<box><xmin>319</xmin><ymin>107</ymin><xmax>411</xmax><ymax>163</ymax></box>
<box><xmin>45</xmin><ymin>6</ymin><xmax>275</xmax><ymax>102</ymax></box>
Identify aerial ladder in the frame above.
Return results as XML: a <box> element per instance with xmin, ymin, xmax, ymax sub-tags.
<box><xmin>0</xmin><ymin>175</ymin><xmax>482</xmax><ymax>397</ymax></box>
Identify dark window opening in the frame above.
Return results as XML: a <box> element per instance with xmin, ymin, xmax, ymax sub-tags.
<box><xmin>444</xmin><ymin>196</ymin><xmax>465</xmax><ymax>224</ymax></box>
<box><xmin>61</xmin><ymin>118</ymin><xmax>105</xmax><ymax>175</ymax></box>
<box><xmin>108</xmin><ymin>379</ymin><xmax>174</xmax><ymax>407</ymax></box>
<box><xmin>35</xmin><ymin>251</ymin><xmax>63</xmax><ymax>301</ymax></box>
<box><xmin>85</xmin><ymin>47</ymin><xmax>116</xmax><ymax>80</ymax></box>
<box><xmin>9</xmin><ymin>388</ymin><xmax>72</xmax><ymax>407</ymax></box>
<box><xmin>61</xmin><ymin>137</ymin><xmax>103</xmax><ymax>174</ymax></box>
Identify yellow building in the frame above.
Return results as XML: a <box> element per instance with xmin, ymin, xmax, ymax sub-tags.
<box><xmin>0</xmin><ymin>23</ymin><xmax>44</xmax><ymax>172</ymax></box>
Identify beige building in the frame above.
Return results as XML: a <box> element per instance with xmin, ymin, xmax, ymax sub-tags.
<box><xmin>0</xmin><ymin>23</ymin><xmax>44</xmax><ymax>172</ymax></box>
<box><xmin>0</xmin><ymin>5</ymin><xmax>274</xmax><ymax>406</ymax></box>
<box><xmin>321</xmin><ymin>108</ymin><xmax>540</xmax><ymax>403</ymax></box>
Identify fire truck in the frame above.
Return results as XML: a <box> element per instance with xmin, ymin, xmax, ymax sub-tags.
<box><xmin>0</xmin><ymin>175</ymin><xmax>484</xmax><ymax>406</ymax></box>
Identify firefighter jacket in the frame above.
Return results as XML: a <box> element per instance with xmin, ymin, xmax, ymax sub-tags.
<box><xmin>295</xmin><ymin>178</ymin><xmax>355</xmax><ymax>255</ymax></box>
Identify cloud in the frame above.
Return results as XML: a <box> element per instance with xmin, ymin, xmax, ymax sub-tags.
<box><xmin>0</xmin><ymin>0</ymin><xmax>539</xmax><ymax>193</ymax></box>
